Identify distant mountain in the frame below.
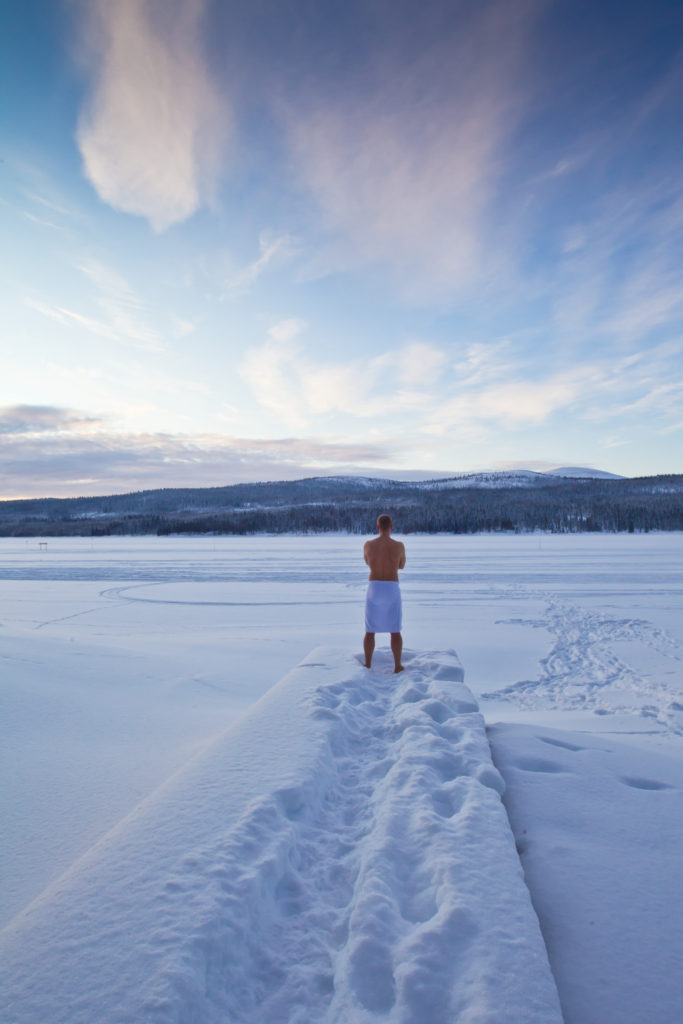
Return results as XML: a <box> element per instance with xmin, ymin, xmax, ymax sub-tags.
<box><xmin>1</xmin><ymin>472</ymin><xmax>682</xmax><ymax>536</ymax></box>
<box><xmin>413</xmin><ymin>471</ymin><xmax>553</xmax><ymax>489</ymax></box>
<box><xmin>544</xmin><ymin>467</ymin><xmax>625</xmax><ymax>480</ymax></box>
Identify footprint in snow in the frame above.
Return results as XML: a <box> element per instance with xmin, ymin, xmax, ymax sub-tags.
<box><xmin>619</xmin><ymin>776</ymin><xmax>673</xmax><ymax>791</ymax></box>
<box><xmin>514</xmin><ymin>757</ymin><xmax>567</xmax><ymax>774</ymax></box>
<box><xmin>400</xmin><ymin>686</ymin><xmax>428</xmax><ymax>704</ymax></box>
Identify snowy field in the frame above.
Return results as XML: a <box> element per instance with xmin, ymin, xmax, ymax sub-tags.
<box><xmin>1</xmin><ymin>534</ymin><xmax>682</xmax><ymax>1023</ymax></box>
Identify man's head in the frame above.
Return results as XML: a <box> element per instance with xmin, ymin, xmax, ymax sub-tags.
<box><xmin>377</xmin><ymin>514</ymin><xmax>393</xmax><ymax>534</ymax></box>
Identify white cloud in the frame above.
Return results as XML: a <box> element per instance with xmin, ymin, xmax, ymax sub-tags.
<box><xmin>75</xmin><ymin>0</ymin><xmax>227</xmax><ymax>231</ymax></box>
<box><xmin>240</xmin><ymin>320</ymin><xmax>308</xmax><ymax>427</ymax></box>
<box><xmin>424</xmin><ymin>366</ymin><xmax>603</xmax><ymax>436</ymax></box>
<box><xmin>241</xmin><ymin>328</ymin><xmax>447</xmax><ymax>427</ymax></box>
<box><xmin>267</xmin><ymin>319</ymin><xmax>306</xmax><ymax>344</ymax></box>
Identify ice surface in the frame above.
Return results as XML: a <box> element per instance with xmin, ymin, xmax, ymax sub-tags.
<box><xmin>0</xmin><ymin>648</ymin><xmax>562</xmax><ymax>1024</ymax></box>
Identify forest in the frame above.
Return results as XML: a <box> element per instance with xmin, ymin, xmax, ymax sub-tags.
<box><xmin>1</xmin><ymin>473</ymin><xmax>682</xmax><ymax>536</ymax></box>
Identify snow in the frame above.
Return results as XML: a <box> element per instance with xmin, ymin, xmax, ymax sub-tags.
<box><xmin>1</xmin><ymin>533</ymin><xmax>682</xmax><ymax>1022</ymax></box>
<box><xmin>0</xmin><ymin>648</ymin><xmax>562</xmax><ymax>1024</ymax></box>
<box><xmin>489</xmin><ymin>724</ymin><xmax>683</xmax><ymax>1024</ymax></box>
<box><xmin>543</xmin><ymin>466</ymin><xmax>624</xmax><ymax>479</ymax></box>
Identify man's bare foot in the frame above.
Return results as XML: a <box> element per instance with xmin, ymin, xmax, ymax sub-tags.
<box><xmin>394</xmin><ymin>665</ymin><xmax>405</xmax><ymax>674</ymax></box>
<box><xmin>364</xmin><ymin>661</ymin><xmax>372</xmax><ymax>669</ymax></box>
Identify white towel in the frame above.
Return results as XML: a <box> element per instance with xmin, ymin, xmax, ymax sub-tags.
<box><xmin>364</xmin><ymin>580</ymin><xmax>402</xmax><ymax>633</ymax></box>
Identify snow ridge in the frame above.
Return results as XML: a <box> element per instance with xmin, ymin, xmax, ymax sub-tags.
<box><xmin>139</xmin><ymin>650</ymin><xmax>561</xmax><ymax>1023</ymax></box>
<box><xmin>0</xmin><ymin>649</ymin><xmax>562</xmax><ymax>1024</ymax></box>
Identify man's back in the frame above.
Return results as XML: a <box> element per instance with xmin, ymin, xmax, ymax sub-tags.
<box><xmin>364</xmin><ymin>535</ymin><xmax>406</xmax><ymax>581</ymax></box>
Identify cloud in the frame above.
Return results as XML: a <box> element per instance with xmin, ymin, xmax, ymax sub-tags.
<box><xmin>21</xmin><ymin>211</ymin><xmax>64</xmax><ymax>231</ymax></box>
<box><xmin>280</xmin><ymin>1</ymin><xmax>541</xmax><ymax>297</ymax></box>
<box><xmin>222</xmin><ymin>232</ymin><xmax>299</xmax><ymax>298</ymax></box>
<box><xmin>0</xmin><ymin>405</ymin><xmax>101</xmax><ymax>436</ymax></box>
<box><xmin>391</xmin><ymin>343</ymin><xmax>448</xmax><ymax>389</ymax></box>
<box><xmin>26</xmin><ymin>298</ymin><xmax>119</xmax><ymax>339</ymax></box>
<box><xmin>422</xmin><ymin>363</ymin><xmax>604</xmax><ymax>436</ymax></box>
<box><xmin>266</xmin><ymin>319</ymin><xmax>306</xmax><ymax>344</ymax></box>
<box><xmin>26</xmin><ymin>258</ymin><xmax>164</xmax><ymax>351</ymax></box>
<box><xmin>241</xmin><ymin>324</ymin><xmax>447</xmax><ymax>427</ymax></box>
<box><xmin>547</xmin><ymin>162</ymin><xmax>683</xmax><ymax>352</ymax></box>
<box><xmin>75</xmin><ymin>0</ymin><xmax>227</xmax><ymax>231</ymax></box>
<box><xmin>0</xmin><ymin>407</ymin><xmax>396</xmax><ymax>498</ymax></box>
<box><xmin>240</xmin><ymin>320</ymin><xmax>308</xmax><ymax>427</ymax></box>
<box><xmin>23</xmin><ymin>191</ymin><xmax>77</xmax><ymax>219</ymax></box>
<box><xmin>240</xmin><ymin>318</ymin><xmax>680</xmax><ymax>446</ymax></box>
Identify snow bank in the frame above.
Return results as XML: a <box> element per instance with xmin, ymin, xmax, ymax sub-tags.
<box><xmin>0</xmin><ymin>648</ymin><xmax>562</xmax><ymax>1024</ymax></box>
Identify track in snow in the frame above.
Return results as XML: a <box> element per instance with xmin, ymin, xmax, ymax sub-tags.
<box><xmin>137</xmin><ymin>649</ymin><xmax>560</xmax><ymax>1024</ymax></box>
<box><xmin>0</xmin><ymin>648</ymin><xmax>563</xmax><ymax>1024</ymax></box>
<box><xmin>483</xmin><ymin>597</ymin><xmax>683</xmax><ymax>734</ymax></box>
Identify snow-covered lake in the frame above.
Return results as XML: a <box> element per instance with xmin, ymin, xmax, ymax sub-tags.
<box><xmin>1</xmin><ymin>534</ymin><xmax>682</xmax><ymax>1023</ymax></box>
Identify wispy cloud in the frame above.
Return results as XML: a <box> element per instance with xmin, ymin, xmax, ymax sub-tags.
<box><xmin>280</xmin><ymin>1</ymin><xmax>541</xmax><ymax>297</ymax></box>
<box><xmin>543</xmin><ymin>152</ymin><xmax>683</xmax><ymax>351</ymax></box>
<box><xmin>21</xmin><ymin>210</ymin><xmax>64</xmax><ymax>231</ymax></box>
<box><xmin>26</xmin><ymin>298</ymin><xmax>118</xmax><ymax>339</ymax></box>
<box><xmin>222</xmin><ymin>231</ymin><xmax>299</xmax><ymax>298</ymax></box>
<box><xmin>23</xmin><ymin>190</ymin><xmax>77</xmax><ymax>219</ymax></box>
<box><xmin>26</xmin><ymin>258</ymin><xmax>164</xmax><ymax>351</ymax></box>
<box><xmin>74</xmin><ymin>0</ymin><xmax>228</xmax><ymax>231</ymax></box>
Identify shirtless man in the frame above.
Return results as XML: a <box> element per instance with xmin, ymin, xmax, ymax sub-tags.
<box><xmin>363</xmin><ymin>514</ymin><xmax>406</xmax><ymax>673</ymax></box>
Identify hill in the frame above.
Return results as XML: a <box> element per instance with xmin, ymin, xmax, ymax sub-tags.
<box><xmin>1</xmin><ymin>472</ymin><xmax>682</xmax><ymax>535</ymax></box>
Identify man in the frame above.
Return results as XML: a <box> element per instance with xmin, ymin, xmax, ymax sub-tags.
<box><xmin>363</xmin><ymin>513</ymin><xmax>406</xmax><ymax>673</ymax></box>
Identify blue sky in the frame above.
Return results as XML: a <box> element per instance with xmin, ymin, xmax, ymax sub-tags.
<box><xmin>2</xmin><ymin>0</ymin><xmax>683</xmax><ymax>497</ymax></box>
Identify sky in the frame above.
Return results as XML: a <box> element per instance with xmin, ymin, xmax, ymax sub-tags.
<box><xmin>1</xmin><ymin>0</ymin><xmax>683</xmax><ymax>498</ymax></box>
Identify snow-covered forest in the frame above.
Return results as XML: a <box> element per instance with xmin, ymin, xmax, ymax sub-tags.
<box><xmin>2</xmin><ymin>472</ymin><xmax>682</xmax><ymax>536</ymax></box>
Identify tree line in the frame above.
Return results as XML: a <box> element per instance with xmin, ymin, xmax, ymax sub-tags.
<box><xmin>1</xmin><ymin>474</ymin><xmax>682</xmax><ymax>536</ymax></box>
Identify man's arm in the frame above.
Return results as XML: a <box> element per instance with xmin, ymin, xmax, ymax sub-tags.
<box><xmin>398</xmin><ymin>542</ymin><xmax>406</xmax><ymax>569</ymax></box>
<box><xmin>364</xmin><ymin>540</ymin><xmax>371</xmax><ymax>566</ymax></box>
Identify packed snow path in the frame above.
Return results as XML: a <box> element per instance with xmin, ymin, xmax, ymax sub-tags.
<box><xmin>0</xmin><ymin>648</ymin><xmax>562</xmax><ymax>1024</ymax></box>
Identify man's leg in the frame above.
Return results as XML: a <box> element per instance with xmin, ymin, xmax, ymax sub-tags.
<box><xmin>363</xmin><ymin>632</ymin><xmax>375</xmax><ymax>668</ymax></box>
<box><xmin>390</xmin><ymin>632</ymin><xmax>404</xmax><ymax>674</ymax></box>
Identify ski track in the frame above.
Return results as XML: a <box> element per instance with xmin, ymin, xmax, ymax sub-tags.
<box><xmin>483</xmin><ymin>596</ymin><xmax>683</xmax><ymax>734</ymax></box>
